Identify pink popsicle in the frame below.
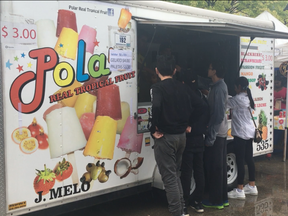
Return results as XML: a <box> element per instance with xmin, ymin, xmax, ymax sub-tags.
<box><xmin>96</xmin><ymin>84</ymin><xmax>122</xmax><ymax>120</ymax></box>
<box><xmin>56</xmin><ymin>10</ymin><xmax>78</xmax><ymax>37</ymax></box>
<box><xmin>117</xmin><ymin>116</ymin><xmax>143</xmax><ymax>155</ymax></box>
<box><xmin>79</xmin><ymin>25</ymin><xmax>97</xmax><ymax>54</ymax></box>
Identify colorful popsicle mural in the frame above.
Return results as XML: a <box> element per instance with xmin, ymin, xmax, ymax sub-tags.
<box><xmin>3</xmin><ymin>1</ymin><xmax>146</xmax><ymax>213</ymax></box>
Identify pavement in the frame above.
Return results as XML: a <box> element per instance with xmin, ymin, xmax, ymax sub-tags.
<box><xmin>56</xmin><ymin>150</ymin><xmax>288</xmax><ymax>216</ymax></box>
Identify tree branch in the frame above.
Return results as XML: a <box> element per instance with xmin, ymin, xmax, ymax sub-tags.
<box><xmin>205</xmin><ymin>0</ymin><xmax>218</xmax><ymax>7</ymax></box>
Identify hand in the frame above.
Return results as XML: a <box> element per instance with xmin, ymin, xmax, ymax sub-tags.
<box><xmin>153</xmin><ymin>131</ymin><xmax>164</xmax><ymax>139</ymax></box>
<box><xmin>201</xmin><ymin>89</ymin><xmax>209</xmax><ymax>96</ymax></box>
<box><xmin>186</xmin><ymin>126</ymin><xmax>191</xmax><ymax>133</ymax></box>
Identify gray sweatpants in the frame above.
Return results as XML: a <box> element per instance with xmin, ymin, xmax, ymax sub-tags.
<box><xmin>154</xmin><ymin>133</ymin><xmax>186</xmax><ymax>216</ymax></box>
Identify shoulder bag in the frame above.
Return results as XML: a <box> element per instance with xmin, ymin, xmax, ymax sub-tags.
<box><xmin>248</xmin><ymin>107</ymin><xmax>262</xmax><ymax>143</ymax></box>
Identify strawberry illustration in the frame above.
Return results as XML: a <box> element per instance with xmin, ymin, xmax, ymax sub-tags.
<box><xmin>33</xmin><ymin>165</ymin><xmax>56</xmax><ymax>195</ymax></box>
<box><xmin>54</xmin><ymin>158</ymin><xmax>73</xmax><ymax>182</ymax></box>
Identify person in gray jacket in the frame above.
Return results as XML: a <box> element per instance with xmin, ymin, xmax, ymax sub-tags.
<box><xmin>202</xmin><ymin>59</ymin><xmax>229</xmax><ymax>209</ymax></box>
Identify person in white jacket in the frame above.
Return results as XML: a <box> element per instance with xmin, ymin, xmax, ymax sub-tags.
<box><xmin>227</xmin><ymin>77</ymin><xmax>258</xmax><ymax>199</ymax></box>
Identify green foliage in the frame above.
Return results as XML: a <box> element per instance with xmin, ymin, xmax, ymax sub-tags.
<box><xmin>259</xmin><ymin>110</ymin><xmax>267</xmax><ymax>128</ymax></box>
<box><xmin>162</xmin><ymin>0</ymin><xmax>288</xmax><ymax>26</ymax></box>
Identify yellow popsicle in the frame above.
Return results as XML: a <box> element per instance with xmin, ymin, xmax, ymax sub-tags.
<box><xmin>117</xmin><ymin>102</ymin><xmax>130</xmax><ymax>134</ymax></box>
<box><xmin>74</xmin><ymin>93</ymin><xmax>96</xmax><ymax>119</ymax></box>
<box><xmin>55</xmin><ymin>27</ymin><xmax>78</xmax><ymax>60</ymax></box>
<box><xmin>118</xmin><ymin>9</ymin><xmax>132</xmax><ymax>29</ymax></box>
<box><xmin>83</xmin><ymin>116</ymin><xmax>117</xmax><ymax>159</ymax></box>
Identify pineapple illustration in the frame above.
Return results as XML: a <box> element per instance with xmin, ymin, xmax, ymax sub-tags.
<box><xmin>258</xmin><ymin>110</ymin><xmax>268</xmax><ymax>140</ymax></box>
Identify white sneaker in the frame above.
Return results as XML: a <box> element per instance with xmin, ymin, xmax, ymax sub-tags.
<box><xmin>243</xmin><ymin>184</ymin><xmax>258</xmax><ymax>195</ymax></box>
<box><xmin>228</xmin><ymin>188</ymin><xmax>246</xmax><ymax>199</ymax></box>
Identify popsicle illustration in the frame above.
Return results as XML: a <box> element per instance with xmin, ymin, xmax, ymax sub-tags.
<box><xmin>117</xmin><ymin>116</ymin><xmax>143</xmax><ymax>158</ymax></box>
<box><xmin>117</xmin><ymin>102</ymin><xmax>130</xmax><ymax>134</ymax></box>
<box><xmin>83</xmin><ymin>75</ymin><xmax>109</xmax><ymax>97</ymax></box>
<box><xmin>55</xmin><ymin>27</ymin><xmax>78</xmax><ymax>60</ymax></box>
<box><xmin>80</xmin><ymin>112</ymin><xmax>95</xmax><ymax>140</ymax></box>
<box><xmin>83</xmin><ymin>116</ymin><xmax>117</xmax><ymax>159</ymax></box>
<box><xmin>118</xmin><ymin>8</ymin><xmax>132</xmax><ymax>29</ymax></box>
<box><xmin>43</xmin><ymin>104</ymin><xmax>87</xmax><ymax>185</ymax></box>
<box><xmin>36</xmin><ymin>19</ymin><xmax>57</xmax><ymax>48</ymax></box>
<box><xmin>54</xmin><ymin>80</ymin><xmax>82</xmax><ymax>107</ymax></box>
<box><xmin>56</xmin><ymin>9</ymin><xmax>78</xmax><ymax>37</ymax></box>
<box><xmin>78</xmin><ymin>25</ymin><xmax>97</xmax><ymax>54</ymax></box>
<box><xmin>95</xmin><ymin>84</ymin><xmax>122</xmax><ymax>120</ymax></box>
<box><xmin>74</xmin><ymin>92</ymin><xmax>96</xmax><ymax>119</ymax></box>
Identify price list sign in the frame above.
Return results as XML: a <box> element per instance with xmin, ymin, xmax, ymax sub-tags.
<box><xmin>1</xmin><ymin>21</ymin><xmax>37</xmax><ymax>44</ymax></box>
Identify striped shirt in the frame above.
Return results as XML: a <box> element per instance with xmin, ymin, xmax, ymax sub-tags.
<box><xmin>227</xmin><ymin>92</ymin><xmax>255</xmax><ymax>140</ymax></box>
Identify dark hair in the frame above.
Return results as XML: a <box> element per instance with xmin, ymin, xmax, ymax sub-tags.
<box><xmin>156</xmin><ymin>55</ymin><xmax>176</xmax><ymax>76</ymax></box>
<box><xmin>235</xmin><ymin>76</ymin><xmax>255</xmax><ymax>109</ymax></box>
<box><xmin>210</xmin><ymin>59</ymin><xmax>226</xmax><ymax>78</ymax></box>
<box><xmin>180</xmin><ymin>69</ymin><xmax>198</xmax><ymax>91</ymax></box>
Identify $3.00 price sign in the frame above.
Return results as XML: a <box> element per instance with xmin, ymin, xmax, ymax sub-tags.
<box><xmin>1</xmin><ymin>21</ymin><xmax>37</xmax><ymax>44</ymax></box>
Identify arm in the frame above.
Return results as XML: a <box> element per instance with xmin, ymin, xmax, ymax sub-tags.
<box><xmin>208</xmin><ymin>87</ymin><xmax>226</xmax><ymax>126</ymax></box>
<box><xmin>205</xmin><ymin>87</ymin><xmax>227</xmax><ymax>146</ymax></box>
<box><xmin>227</xmin><ymin>97</ymin><xmax>237</xmax><ymax>109</ymax></box>
<box><xmin>148</xmin><ymin>86</ymin><xmax>163</xmax><ymax>138</ymax></box>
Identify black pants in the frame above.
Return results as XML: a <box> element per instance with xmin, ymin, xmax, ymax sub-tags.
<box><xmin>233</xmin><ymin>136</ymin><xmax>255</xmax><ymax>185</ymax></box>
<box><xmin>180</xmin><ymin>136</ymin><xmax>204</xmax><ymax>206</ymax></box>
<box><xmin>204</xmin><ymin>136</ymin><xmax>228</xmax><ymax>205</ymax></box>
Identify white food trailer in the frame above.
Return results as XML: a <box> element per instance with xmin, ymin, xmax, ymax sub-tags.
<box><xmin>0</xmin><ymin>1</ymin><xmax>288</xmax><ymax>215</ymax></box>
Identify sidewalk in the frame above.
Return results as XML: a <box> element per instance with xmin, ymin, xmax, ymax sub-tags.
<box><xmin>57</xmin><ymin>152</ymin><xmax>288</xmax><ymax>216</ymax></box>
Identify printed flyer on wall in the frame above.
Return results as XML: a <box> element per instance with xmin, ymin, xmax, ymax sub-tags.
<box><xmin>239</xmin><ymin>37</ymin><xmax>274</xmax><ymax>156</ymax></box>
<box><xmin>0</xmin><ymin>1</ymin><xmax>155</xmax><ymax>214</ymax></box>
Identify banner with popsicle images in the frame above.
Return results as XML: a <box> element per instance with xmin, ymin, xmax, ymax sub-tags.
<box><xmin>1</xmin><ymin>1</ymin><xmax>155</xmax><ymax>214</ymax></box>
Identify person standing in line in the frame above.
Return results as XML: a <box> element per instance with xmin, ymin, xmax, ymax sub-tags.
<box><xmin>180</xmin><ymin>70</ymin><xmax>210</xmax><ymax>215</ymax></box>
<box><xmin>203</xmin><ymin>60</ymin><xmax>228</xmax><ymax>210</ymax></box>
<box><xmin>227</xmin><ymin>77</ymin><xmax>258</xmax><ymax>199</ymax></box>
<box><xmin>148</xmin><ymin>55</ymin><xmax>203</xmax><ymax>216</ymax></box>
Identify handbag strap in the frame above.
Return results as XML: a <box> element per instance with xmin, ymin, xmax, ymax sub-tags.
<box><xmin>248</xmin><ymin>107</ymin><xmax>257</xmax><ymax>128</ymax></box>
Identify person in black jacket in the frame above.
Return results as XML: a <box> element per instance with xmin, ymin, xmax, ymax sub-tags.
<box><xmin>148</xmin><ymin>55</ymin><xmax>204</xmax><ymax>216</ymax></box>
<box><xmin>180</xmin><ymin>70</ymin><xmax>210</xmax><ymax>215</ymax></box>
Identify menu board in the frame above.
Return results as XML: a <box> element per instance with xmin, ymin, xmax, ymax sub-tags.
<box><xmin>240</xmin><ymin>37</ymin><xmax>274</xmax><ymax>156</ymax></box>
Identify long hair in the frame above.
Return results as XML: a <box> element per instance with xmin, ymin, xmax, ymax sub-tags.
<box><xmin>235</xmin><ymin>76</ymin><xmax>255</xmax><ymax>109</ymax></box>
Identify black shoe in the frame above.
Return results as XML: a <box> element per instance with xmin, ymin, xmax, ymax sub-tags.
<box><xmin>183</xmin><ymin>207</ymin><xmax>189</xmax><ymax>216</ymax></box>
<box><xmin>190</xmin><ymin>201</ymin><xmax>204</xmax><ymax>213</ymax></box>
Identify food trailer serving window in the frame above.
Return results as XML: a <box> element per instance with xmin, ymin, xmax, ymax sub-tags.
<box><xmin>136</xmin><ymin>19</ymin><xmax>288</xmax><ymax>133</ymax></box>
